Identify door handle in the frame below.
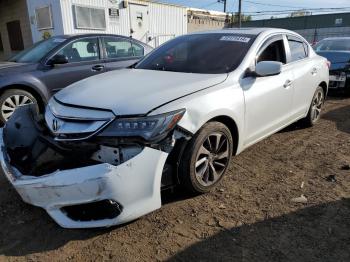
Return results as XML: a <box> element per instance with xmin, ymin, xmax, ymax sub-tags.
<box><xmin>91</xmin><ymin>65</ymin><xmax>104</xmax><ymax>72</ymax></box>
<box><xmin>311</xmin><ymin>68</ymin><xmax>318</xmax><ymax>75</ymax></box>
<box><xmin>283</xmin><ymin>79</ymin><xmax>292</xmax><ymax>88</ymax></box>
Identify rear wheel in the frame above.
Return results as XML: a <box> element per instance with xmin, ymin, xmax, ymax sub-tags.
<box><xmin>179</xmin><ymin>122</ymin><xmax>233</xmax><ymax>194</ymax></box>
<box><xmin>0</xmin><ymin>89</ymin><xmax>38</xmax><ymax>124</ymax></box>
<box><xmin>302</xmin><ymin>86</ymin><xmax>324</xmax><ymax>127</ymax></box>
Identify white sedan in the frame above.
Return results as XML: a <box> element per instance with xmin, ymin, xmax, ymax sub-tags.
<box><xmin>0</xmin><ymin>28</ymin><xmax>329</xmax><ymax>228</ymax></box>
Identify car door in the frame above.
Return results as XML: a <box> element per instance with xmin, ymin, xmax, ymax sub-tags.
<box><xmin>241</xmin><ymin>34</ymin><xmax>294</xmax><ymax>146</ymax></box>
<box><xmin>102</xmin><ymin>36</ymin><xmax>144</xmax><ymax>71</ymax></box>
<box><xmin>285</xmin><ymin>35</ymin><xmax>317</xmax><ymax>116</ymax></box>
<box><xmin>40</xmin><ymin>37</ymin><xmax>106</xmax><ymax>95</ymax></box>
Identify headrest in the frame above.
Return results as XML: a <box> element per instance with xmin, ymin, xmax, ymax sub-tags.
<box><xmin>87</xmin><ymin>42</ymin><xmax>97</xmax><ymax>53</ymax></box>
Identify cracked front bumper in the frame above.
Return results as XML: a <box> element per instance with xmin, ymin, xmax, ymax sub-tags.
<box><xmin>0</xmin><ymin>128</ymin><xmax>168</xmax><ymax>228</ymax></box>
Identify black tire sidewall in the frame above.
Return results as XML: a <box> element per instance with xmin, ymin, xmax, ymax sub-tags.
<box><xmin>180</xmin><ymin>121</ymin><xmax>233</xmax><ymax>194</ymax></box>
<box><xmin>304</xmin><ymin>86</ymin><xmax>324</xmax><ymax>127</ymax></box>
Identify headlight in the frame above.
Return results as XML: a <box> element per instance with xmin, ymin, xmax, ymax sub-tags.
<box><xmin>100</xmin><ymin>109</ymin><xmax>186</xmax><ymax>140</ymax></box>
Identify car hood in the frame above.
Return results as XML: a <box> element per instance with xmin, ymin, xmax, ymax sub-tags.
<box><xmin>54</xmin><ymin>69</ymin><xmax>227</xmax><ymax>115</ymax></box>
<box><xmin>0</xmin><ymin>61</ymin><xmax>37</xmax><ymax>74</ymax></box>
<box><xmin>317</xmin><ymin>51</ymin><xmax>350</xmax><ymax>64</ymax></box>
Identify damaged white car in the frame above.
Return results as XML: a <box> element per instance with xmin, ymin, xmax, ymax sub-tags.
<box><xmin>0</xmin><ymin>28</ymin><xmax>329</xmax><ymax>228</ymax></box>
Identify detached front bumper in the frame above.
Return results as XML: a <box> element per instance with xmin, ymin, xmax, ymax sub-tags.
<box><xmin>0</xmin><ymin>128</ymin><xmax>168</xmax><ymax>228</ymax></box>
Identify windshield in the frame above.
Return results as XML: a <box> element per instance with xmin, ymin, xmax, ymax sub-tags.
<box><xmin>314</xmin><ymin>39</ymin><xmax>350</xmax><ymax>51</ymax></box>
<box><xmin>136</xmin><ymin>33</ymin><xmax>256</xmax><ymax>74</ymax></box>
<box><xmin>8</xmin><ymin>37</ymin><xmax>68</xmax><ymax>63</ymax></box>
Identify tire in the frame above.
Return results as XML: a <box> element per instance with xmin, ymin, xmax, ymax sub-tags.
<box><xmin>179</xmin><ymin>121</ymin><xmax>233</xmax><ymax>194</ymax></box>
<box><xmin>301</xmin><ymin>86</ymin><xmax>325</xmax><ymax>127</ymax></box>
<box><xmin>0</xmin><ymin>89</ymin><xmax>38</xmax><ymax>124</ymax></box>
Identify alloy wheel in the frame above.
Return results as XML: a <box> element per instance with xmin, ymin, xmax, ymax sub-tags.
<box><xmin>194</xmin><ymin>132</ymin><xmax>230</xmax><ymax>187</ymax></box>
<box><xmin>1</xmin><ymin>94</ymin><xmax>33</xmax><ymax>121</ymax></box>
<box><xmin>311</xmin><ymin>89</ymin><xmax>324</xmax><ymax>122</ymax></box>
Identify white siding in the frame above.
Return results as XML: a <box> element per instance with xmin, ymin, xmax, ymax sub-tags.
<box><xmin>58</xmin><ymin>0</ymin><xmax>187</xmax><ymax>47</ymax></box>
<box><xmin>145</xmin><ymin>1</ymin><xmax>187</xmax><ymax>46</ymax></box>
<box><xmin>59</xmin><ymin>0</ymin><xmax>130</xmax><ymax>36</ymax></box>
<box><xmin>26</xmin><ymin>0</ymin><xmax>64</xmax><ymax>42</ymax></box>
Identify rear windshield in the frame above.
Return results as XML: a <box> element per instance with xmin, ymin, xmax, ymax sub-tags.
<box><xmin>314</xmin><ymin>39</ymin><xmax>350</xmax><ymax>51</ymax></box>
<box><xmin>136</xmin><ymin>33</ymin><xmax>256</xmax><ymax>74</ymax></box>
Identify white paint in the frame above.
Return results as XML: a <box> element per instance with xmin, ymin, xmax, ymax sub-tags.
<box><xmin>144</xmin><ymin>28</ymin><xmax>329</xmax><ymax>154</ymax></box>
<box><xmin>0</xmin><ymin>128</ymin><xmax>168</xmax><ymax>229</ymax></box>
<box><xmin>54</xmin><ymin>69</ymin><xmax>227</xmax><ymax>115</ymax></box>
<box><xmin>0</xmin><ymin>28</ymin><xmax>330</xmax><ymax>229</ymax></box>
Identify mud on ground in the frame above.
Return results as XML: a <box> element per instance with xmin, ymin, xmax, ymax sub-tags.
<box><xmin>0</xmin><ymin>97</ymin><xmax>349</xmax><ymax>262</ymax></box>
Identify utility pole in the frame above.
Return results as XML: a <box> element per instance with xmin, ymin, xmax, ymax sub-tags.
<box><xmin>224</xmin><ymin>0</ymin><xmax>227</xmax><ymax>13</ymax></box>
<box><xmin>238</xmin><ymin>0</ymin><xmax>242</xmax><ymax>28</ymax></box>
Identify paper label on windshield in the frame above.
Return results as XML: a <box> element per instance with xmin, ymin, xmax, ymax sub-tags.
<box><xmin>220</xmin><ymin>36</ymin><xmax>251</xmax><ymax>43</ymax></box>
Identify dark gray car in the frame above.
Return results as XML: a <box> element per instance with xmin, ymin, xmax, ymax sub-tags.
<box><xmin>0</xmin><ymin>34</ymin><xmax>152</xmax><ymax>124</ymax></box>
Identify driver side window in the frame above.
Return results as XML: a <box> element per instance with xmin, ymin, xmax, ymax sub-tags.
<box><xmin>257</xmin><ymin>38</ymin><xmax>286</xmax><ymax>64</ymax></box>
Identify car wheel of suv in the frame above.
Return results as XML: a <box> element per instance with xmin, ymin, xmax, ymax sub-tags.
<box><xmin>302</xmin><ymin>86</ymin><xmax>324</xmax><ymax>127</ymax></box>
<box><xmin>179</xmin><ymin>122</ymin><xmax>233</xmax><ymax>194</ymax></box>
<box><xmin>0</xmin><ymin>89</ymin><xmax>38</xmax><ymax>124</ymax></box>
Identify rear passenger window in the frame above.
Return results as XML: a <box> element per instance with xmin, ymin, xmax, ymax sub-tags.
<box><xmin>288</xmin><ymin>37</ymin><xmax>308</xmax><ymax>62</ymax></box>
<box><xmin>103</xmin><ymin>37</ymin><xmax>144</xmax><ymax>59</ymax></box>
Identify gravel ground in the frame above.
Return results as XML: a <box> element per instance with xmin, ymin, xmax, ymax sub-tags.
<box><xmin>0</xmin><ymin>96</ymin><xmax>349</xmax><ymax>262</ymax></box>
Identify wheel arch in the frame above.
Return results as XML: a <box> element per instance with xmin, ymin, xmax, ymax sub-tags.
<box><xmin>208</xmin><ymin>115</ymin><xmax>239</xmax><ymax>156</ymax></box>
<box><xmin>319</xmin><ymin>81</ymin><xmax>328</xmax><ymax>98</ymax></box>
<box><xmin>0</xmin><ymin>84</ymin><xmax>46</xmax><ymax>112</ymax></box>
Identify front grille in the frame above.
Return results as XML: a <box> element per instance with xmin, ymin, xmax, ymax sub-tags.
<box><xmin>45</xmin><ymin>107</ymin><xmax>114</xmax><ymax>141</ymax></box>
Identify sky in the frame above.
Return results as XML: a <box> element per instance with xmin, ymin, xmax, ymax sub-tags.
<box><xmin>157</xmin><ymin>0</ymin><xmax>350</xmax><ymax>19</ymax></box>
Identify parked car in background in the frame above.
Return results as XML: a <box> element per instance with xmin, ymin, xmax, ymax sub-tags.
<box><xmin>314</xmin><ymin>37</ymin><xmax>350</xmax><ymax>94</ymax></box>
<box><xmin>0</xmin><ymin>34</ymin><xmax>152</xmax><ymax>124</ymax></box>
<box><xmin>0</xmin><ymin>28</ymin><xmax>328</xmax><ymax>228</ymax></box>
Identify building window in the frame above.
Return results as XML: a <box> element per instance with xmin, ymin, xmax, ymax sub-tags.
<box><xmin>6</xmin><ymin>20</ymin><xmax>24</xmax><ymax>51</ymax></box>
<box><xmin>36</xmin><ymin>5</ymin><xmax>53</xmax><ymax>30</ymax></box>
<box><xmin>74</xmin><ymin>5</ymin><xmax>106</xmax><ymax>30</ymax></box>
<box><xmin>0</xmin><ymin>34</ymin><xmax>3</xmax><ymax>52</ymax></box>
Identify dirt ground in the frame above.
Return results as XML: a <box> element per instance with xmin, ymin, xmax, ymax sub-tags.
<box><xmin>0</xmin><ymin>96</ymin><xmax>349</xmax><ymax>262</ymax></box>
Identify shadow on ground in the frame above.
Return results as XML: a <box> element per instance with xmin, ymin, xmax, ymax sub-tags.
<box><xmin>323</xmin><ymin>105</ymin><xmax>350</xmax><ymax>134</ymax></box>
<box><xmin>168</xmin><ymin>198</ymin><xmax>350</xmax><ymax>262</ymax></box>
<box><xmin>0</xmin><ymin>182</ymin><xmax>195</xmax><ymax>257</ymax></box>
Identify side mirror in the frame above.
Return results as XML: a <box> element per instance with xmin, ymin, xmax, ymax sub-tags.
<box><xmin>255</xmin><ymin>61</ymin><xmax>282</xmax><ymax>77</ymax></box>
<box><xmin>47</xmin><ymin>54</ymin><xmax>68</xmax><ymax>66</ymax></box>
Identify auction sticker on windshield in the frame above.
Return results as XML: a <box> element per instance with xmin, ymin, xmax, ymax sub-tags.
<box><xmin>220</xmin><ymin>36</ymin><xmax>251</xmax><ymax>43</ymax></box>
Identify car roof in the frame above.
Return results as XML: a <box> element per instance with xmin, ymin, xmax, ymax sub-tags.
<box><xmin>55</xmin><ymin>33</ymin><xmax>130</xmax><ymax>39</ymax></box>
<box><xmin>189</xmin><ymin>27</ymin><xmax>297</xmax><ymax>36</ymax></box>
<box><xmin>52</xmin><ymin>34</ymin><xmax>152</xmax><ymax>47</ymax></box>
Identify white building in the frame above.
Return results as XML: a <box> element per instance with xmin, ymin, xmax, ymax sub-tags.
<box><xmin>0</xmin><ymin>0</ymin><xmax>188</xmax><ymax>60</ymax></box>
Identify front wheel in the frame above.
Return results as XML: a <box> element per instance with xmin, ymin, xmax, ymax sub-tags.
<box><xmin>302</xmin><ymin>86</ymin><xmax>325</xmax><ymax>127</ymax></box>
<box><xmin>0</xmin><ymin>89</ymin><xmax>38</xmax><ymax>124</ymax></box>
<box><xmin>179</xmin><ymin>122</ymin><xmax>233</xmax><ymax>194</ymax></box>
